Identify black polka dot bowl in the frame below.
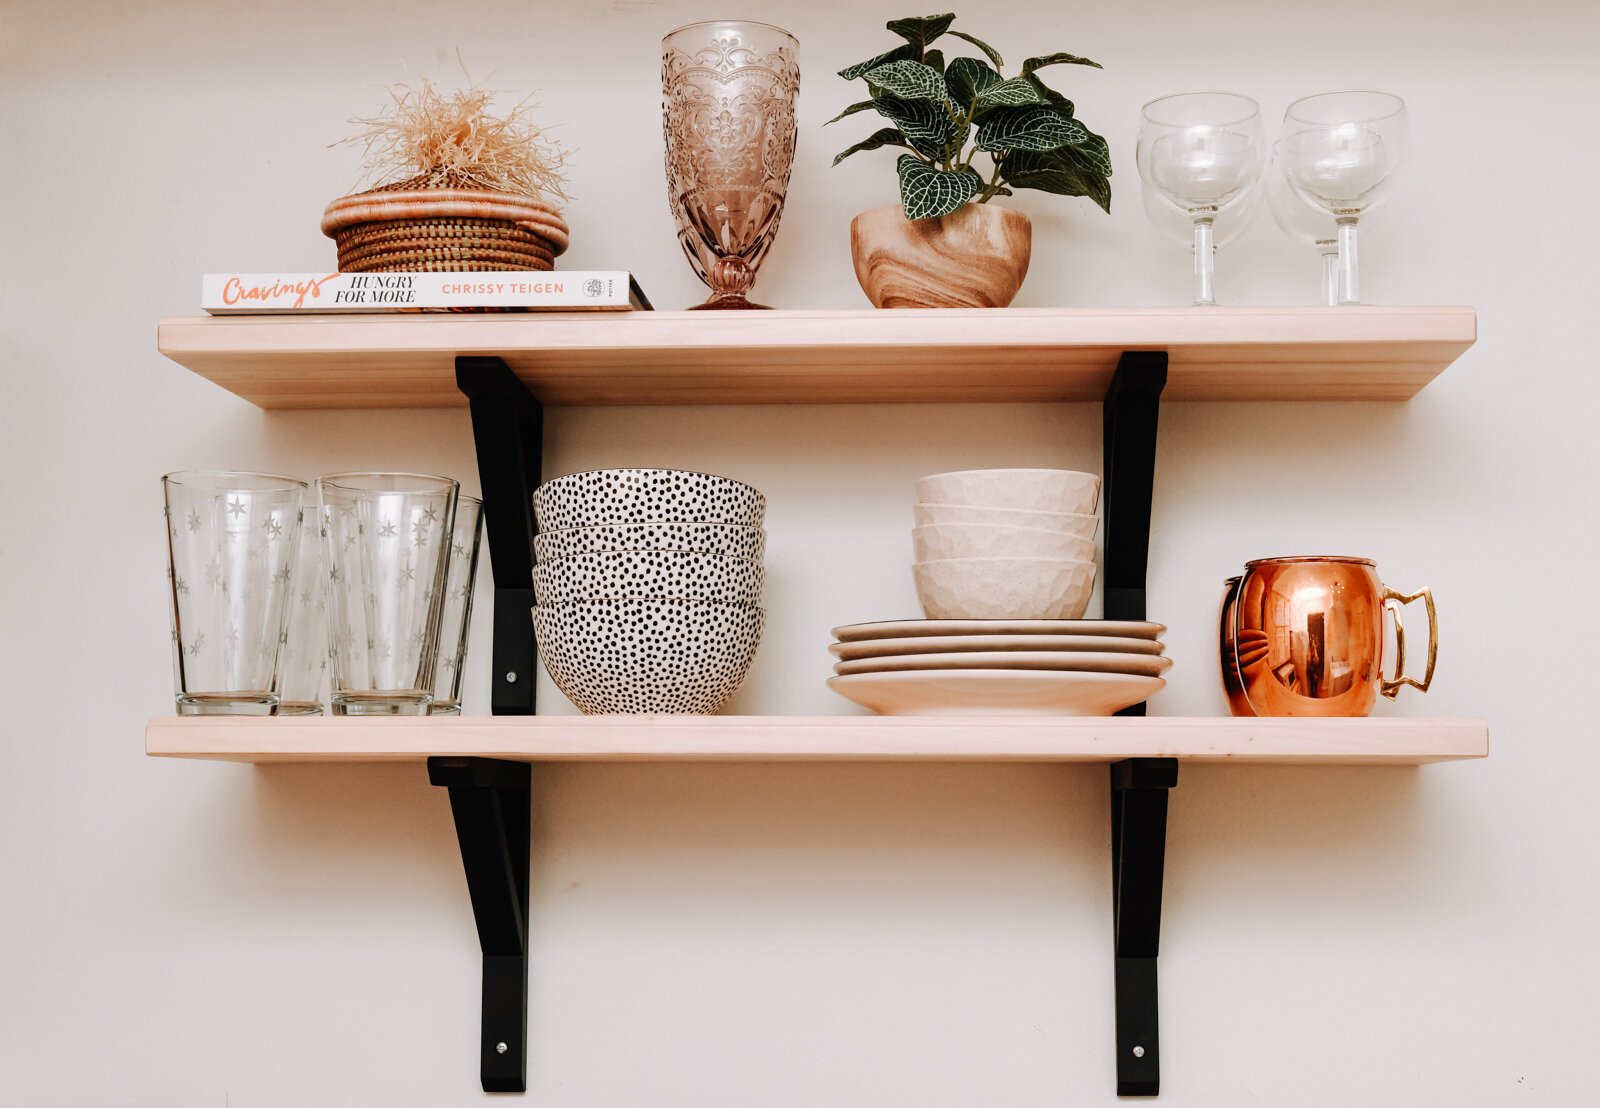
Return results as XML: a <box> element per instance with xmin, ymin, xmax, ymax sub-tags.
<box><xmin>534</xmin><ymin>550</ymin><xmax>765</xmax><ymax>606</ymax></box>
<box><xmin>534</xmin><ymin>599</ymin><xmax>765</xmax><ymax>714</ymax></box>
<box><xmin>534</xmin><ymin>522</ymin><xmax>767</xmax><ymax>563</ymax></box>
<box><xmin>533</xmin><ymin>469</ymin><xmax>766</xmax><ymax>530</ymax></box>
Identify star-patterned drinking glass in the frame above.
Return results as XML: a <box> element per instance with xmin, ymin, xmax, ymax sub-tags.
<box><xmin>162</xmin><ymin>471</ymin><xmax>307</xmax><ymax>715</ymax></box>
<box><xmin>430</xmin><ymin>495</ymin><xmax>484</xmax><ymax>715</ymax></box>
<box><xmin>316</xmin><ymin>472</ymin><xmax>459</xmax><ymax>716</ymax></box>
<box><xmin>278</xmin><ymin>493</ymin><xmax>331</xmax><ymax>714</ymax></box>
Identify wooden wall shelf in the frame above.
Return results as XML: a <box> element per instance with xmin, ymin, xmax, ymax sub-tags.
<box><xmin>156</xmin><ymin>305</ymin><xmax>1478</xmax><ymax>409</ymax></box>
<box><xmin>145</xmin><ymin>715</ymin><xmax>1488</xmax><ymax>766</ymax></box>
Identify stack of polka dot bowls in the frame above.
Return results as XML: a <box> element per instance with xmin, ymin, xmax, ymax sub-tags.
<box><xmin>532</xmin><ymin>468</ymin><xmax>767</xmax><ymax>713</ymax></box>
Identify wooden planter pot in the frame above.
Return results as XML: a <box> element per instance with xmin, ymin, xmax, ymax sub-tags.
<box><xmin>850</xmin><ymin>203</ymin><xmax>1032</xmax><ymax>309</ymax></box>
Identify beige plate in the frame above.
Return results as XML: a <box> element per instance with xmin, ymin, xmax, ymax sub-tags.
<box><xmin>827</xmin><ymin>670</ymin><xmax>1165</xmax><ymax>716</ymax></box>
<box><xmin>830</xmin><ymin>633</ymin><xmax>1164</xmax><ymax>661</ymax></box>
<box><xmin>834</xmin><ymin>651</ymin><xmax>1174</xmax><ymax>678</ymax></box>
<box><xmin>833</xmin><ymin>618</ymin><xmax>1166</xmax><ymax>642</ymax></box>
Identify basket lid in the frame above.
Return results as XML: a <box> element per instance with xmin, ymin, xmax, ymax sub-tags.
<box><xmin>321</xmin><ymin>178</ymin><xmax>568</xmax><ymax>254</ymax></box>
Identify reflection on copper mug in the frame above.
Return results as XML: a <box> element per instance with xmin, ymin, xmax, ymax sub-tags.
<box><xmin>1224</xmin><ymin>556</ymin><xmax>1437</xmax><ymax>718</ymax></box>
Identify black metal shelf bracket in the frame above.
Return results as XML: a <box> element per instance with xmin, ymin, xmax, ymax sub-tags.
<box><xmin>428</xmin><ymin>757</ymin><xmax>533</xmax><ymax>1093</ymax></box>
<box><xmin>456</xmin><ymin>355</ymin><xmax>542</xmax><ymax>717</ymax></box>
<box><xmin>1111</xmin><ymin>757</ymin><xmax>1178</xmax><ymax>1097</ymax></box>
<box><xmin>438</xmin><ymin>357</ymin><xmax>542</xmax><ymax>1091</ymax></box>
<box><xmin>1101</xmin><ymin>351</ymin><xmax>1174</xmax><ymax>1096</ymax></box>
<box><xmin>1102</xmin><ymin>350</ymin><xmax>1168</xmax><ymax>686</ymax></box>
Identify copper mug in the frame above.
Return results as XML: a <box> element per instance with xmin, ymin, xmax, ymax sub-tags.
<box><xmin>1221</xmin><ymin>556</ymin><xmax>1437</xmax><ymax>718</ymax></box>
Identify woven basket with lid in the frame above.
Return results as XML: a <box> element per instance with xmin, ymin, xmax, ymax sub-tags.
<box><xmin>321</xmin><ymin>174</ymin><xmax>569</xmax><ymax>273</ymax></box>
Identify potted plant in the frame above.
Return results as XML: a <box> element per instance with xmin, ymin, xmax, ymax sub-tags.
<box><xmin>830</xmin><ymin>13</ymin><xmax>1112</xmax><ymax>308</ymax></box>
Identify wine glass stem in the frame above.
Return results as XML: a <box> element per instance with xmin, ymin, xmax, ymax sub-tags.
<box><xmin>1337</xmin><ymin>218</ymin><xmax>1360</xmax><ymax>306</ymax></box>
<box><xmin>1192</xmin><ymin>217</ymin><xmax>1216</xmax><ymax>307</ymax></box>
<box><xmin>1320</xmin><ymin>247</ymin><xmax>1339</xmax><ymax>307</ymax></box>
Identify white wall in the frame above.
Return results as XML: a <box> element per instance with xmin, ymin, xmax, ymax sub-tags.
<box><xmin>2</xmin><ymin>0</ymin><xmax>1595</xmax><ymax>1104</ymax></box>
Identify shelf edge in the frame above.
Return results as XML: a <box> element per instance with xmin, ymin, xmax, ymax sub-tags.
<box><xmin>144</xmin><ymin>715</ymin><xmax>1489</xmax><ymax>766</ymax></box>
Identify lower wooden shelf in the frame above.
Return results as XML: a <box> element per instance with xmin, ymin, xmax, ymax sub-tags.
<box><xmin>145</xmin><ymin>714</ymin><xmax>1488</xmax><ymax>766</ymax></box>
<box><xmin>145</xmin><ymin>711</ymin><xmax>1487</xmax><ymax>1095</ymax></box>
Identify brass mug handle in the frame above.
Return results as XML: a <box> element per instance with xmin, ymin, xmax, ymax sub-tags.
<box><xmin>1380</xmin><ymin>585</ymin><xmax>1437</xmax><ymax>698</ymax></box>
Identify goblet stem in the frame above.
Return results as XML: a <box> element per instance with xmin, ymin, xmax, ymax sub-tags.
<box><xmin>1319</xmin><ymin>245</ymin><xmax>1339</xmax><ymax>307</ymax></box>
<box><xmin>1337</xmin><ymin>218</ymin><xmax>1360</xmax><ymax>305</ymax></box>
<box><xmin>690</xmin><ymin>255</ymin><xmax>769</xmax><ymax>310</ymax></box>
<box><xmin>1192</xmin><ymin>216</ymin><xmax>1216</xmax><ymax>306</ymax></box>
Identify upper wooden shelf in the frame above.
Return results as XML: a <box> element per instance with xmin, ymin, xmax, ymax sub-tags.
<box><xmin>145</xmin><ymin>715</ymin><xmax>1487</xmax><ymax>766</ymax></box>
<box><xmin>157</xmin><ymin>305</ymin><xmax>1477</xmax><ymax>409</ymax></box>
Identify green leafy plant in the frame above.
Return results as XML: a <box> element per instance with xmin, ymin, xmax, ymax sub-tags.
<box><xmin>829</xmin><ymin>13</ymin><xmax>1111</xmax><ymax>221</ymax></box>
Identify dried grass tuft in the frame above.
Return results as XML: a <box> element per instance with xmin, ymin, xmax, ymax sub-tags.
<box><xmin>340</xmin><ymin>71</ymin><xmax>569</xmax><ymax>203</ymax></box>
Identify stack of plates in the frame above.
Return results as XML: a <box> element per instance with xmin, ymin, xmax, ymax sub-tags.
<box><xmin>826</xmin><ymin>619</ymin><xmax>1170</xmax><ymax>716</ymax></box>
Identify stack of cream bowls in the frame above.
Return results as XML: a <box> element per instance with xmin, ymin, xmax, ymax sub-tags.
<box><xmin>531</xmin><ymin>468</ymin><xmax>766</xmax><ymax>714</ymax></box>
<box><xmin>912</xmin><ymin>468</ymin><xmax>1102</xmax><ymax>619</ymax></box>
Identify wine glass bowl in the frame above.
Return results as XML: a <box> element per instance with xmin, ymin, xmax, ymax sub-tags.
<box><xmin>1137</xmin><ymin>92</ymin><xmax>1264</xmax><ymax>306</ymax></box>
<box><xmin>1149</xmin><ymin>128</ymin><xmax>1258</xmax><ymax>213</ymax></box>
<box><xmin>661</xmin><ymin>20</ymin><xmax>800</xmax><ymax>310</ymax></box>
<box><xmin>1280</xmin><ymin>91</ymin><xmax>1408</xmax><ymax>304</ymax></box>
<box><xmin>1283</xmin><ymin>126</ymin><xmax>1393</xmax><ymax>211</ymax></box>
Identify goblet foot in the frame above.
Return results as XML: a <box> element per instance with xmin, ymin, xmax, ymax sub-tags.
<box><xmin>689</xmin><ymin>292</ymin><xmax>772</xmax><ymax>310</ymax></box>
<box><xmin>685</xmin><ymin>255</ymin><xmax>770</xmax><ymax>310</ymax></box>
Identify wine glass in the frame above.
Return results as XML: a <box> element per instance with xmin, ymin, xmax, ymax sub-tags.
<box><xmin>661</xmin><ymin>21</ymin><xmax>800</xmax><ymax>310</ymax></box>
<box><xmin>1266</xmin><ymin>141</ymin><xmax>1341</xmax><ymax>306</ymax></box>
<box><xmin>1280</xmin><ymin>91</ymin><xmax>1408</xmax><ymax>305</ymax></box>
<box><xmin>1138</xmin><ymin>92</ymin><xmax>1264</xmax><ymax>306</ymax></box>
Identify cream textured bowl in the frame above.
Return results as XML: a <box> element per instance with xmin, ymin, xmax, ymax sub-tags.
<box><xmin>913</xmin><ymin>523</ymin><xmax>1097</xmax><ymax>563</ymax></box>
<box><xmin>913</xmin><ymin>557</ymin><xmax>1096</xmax><ymax>620</ymax></box>
<box><xmin>915</xmin><ymin>469</ymin><xmax>1100</xmax><ymax>515</ymax></box>
<box><xmin>913</xmin><ymin>502</ymin><xmax>1098</xmax><ymax>538</ymax></box>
